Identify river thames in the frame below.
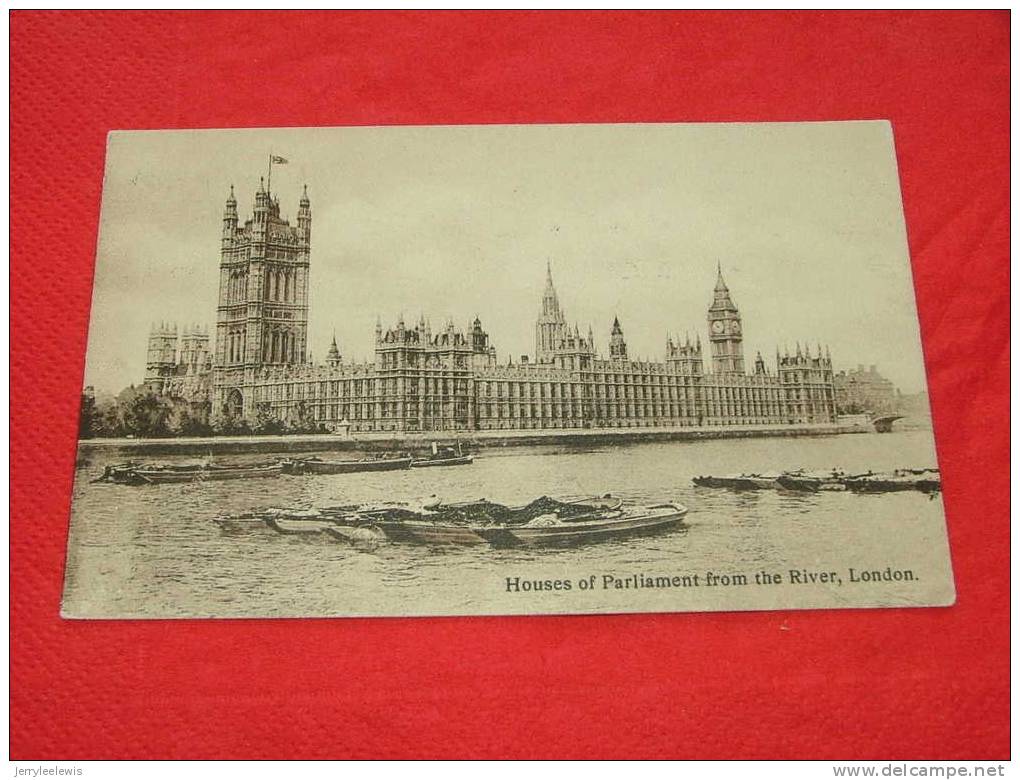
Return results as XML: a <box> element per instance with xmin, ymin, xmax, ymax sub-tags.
<box><xmin>62</xmin><ymin>430</ymin><xmax>955</xmax><ymax>619</ymax></box>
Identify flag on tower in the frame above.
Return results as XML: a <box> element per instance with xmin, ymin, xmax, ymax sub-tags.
<box><xmin>270</xmin><ymin>155</ymin><xmax>289</xmax><ymax>165</ymax></box>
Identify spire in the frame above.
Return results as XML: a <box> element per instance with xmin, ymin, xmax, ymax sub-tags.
<box><xmin>326</xmin><ymin>332</ymin><xmax>340</xmax><ymax>365</ymax></box>
<box><xmin>540</xmin><ymin>260</ymin><xmax>563</xmax><ymax>319</ymax></box>
<box><xmin>226</xmin><ymin>184</ymin><xmax>236</xmax><ymax>205</ymax></box>
<box><xmin>710</xmin><ymin>262</ymin><xmax>737</xmax><ymax>312</ymax></box>
<box><xmin>300</xmin><ymin>183</ymin><xmax>310</xmax><ymax>205</ymax></box>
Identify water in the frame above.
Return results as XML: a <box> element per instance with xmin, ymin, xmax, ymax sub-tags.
<box><xmin>61</xmin><ymin>430</ymin><xmax>954</xmax><ymax>619</ymax></box>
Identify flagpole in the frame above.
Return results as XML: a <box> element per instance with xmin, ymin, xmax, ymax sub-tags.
<box><xmin>267</xmin><ymin>152</ymin><xmax>272</xmax><ymax>196</ymax></box>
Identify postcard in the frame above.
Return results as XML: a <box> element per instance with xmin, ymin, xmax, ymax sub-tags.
<box><xmin>63</xmin><ymin>121</ymin><xmax>954</xmax><ymax>618</ymax></box>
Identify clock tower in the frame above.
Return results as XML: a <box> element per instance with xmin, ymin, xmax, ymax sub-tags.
<box><xmin>707</xmin><ymin>263</ymin><xmax>744</xmax><ymax>375</ymax></box>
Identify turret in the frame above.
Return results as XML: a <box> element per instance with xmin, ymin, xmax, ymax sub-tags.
<box><xmin>326</xmin><ymin>333</ymin><xmax>341</xmax><ymax>368</ymax></box>
<box><xmin>253</xmin><ymin>177</ymin><xmax>269</xmax><ymax>231</ymax></box>
<box><xmin>222</xmin><ymin>185</ymin><xmax>238</xmax><ymax>244</ymax></box>
<box><xmin>666</xmin><ymin>329</ymin><xmax>704</xmax><ymax>376</ymax></box>
<box><xmin>470</xmin><ymin>316</ymin><xmax>490</xmax><ymax>353</ymax></box>
<box><xmin>297</xmin><ymin>184</ymin><xmax>311</xmax><ymax>243</ymax></box>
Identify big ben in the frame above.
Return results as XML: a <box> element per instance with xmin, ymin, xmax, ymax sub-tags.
<box><xmin>707</xmin><ymin>263</ymin><xmax>745</xmax><ymax>374</ymax></box>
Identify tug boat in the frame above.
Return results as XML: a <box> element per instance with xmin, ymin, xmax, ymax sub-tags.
<box><xmin>282</xmin><ymin>454</ymin><xmax>413</xmax><ymax>475</ymax></box>
<box><xmin>410</xmin><ymin>442</ymin><xmax>474</xmax><ymax>468</ymax></box>
<box><xmin>98</xmin><ymin>460</ymin><xmax>284</xmax><ymax>485</ymax></box>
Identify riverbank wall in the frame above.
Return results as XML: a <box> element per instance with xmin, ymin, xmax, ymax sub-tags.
<box><xmin>77</xmin><ymin>422</ymin><xmax>871</xmax><ymax>458</ymax></box>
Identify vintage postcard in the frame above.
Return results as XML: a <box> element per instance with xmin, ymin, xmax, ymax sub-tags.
<box><xmin>63</xmin><ymin>121</ymin><xmax>954</xmax><ymax>619</ymax></box>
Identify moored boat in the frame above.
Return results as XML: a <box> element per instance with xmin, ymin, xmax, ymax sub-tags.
<box><xmin>224</xmin><ymin>494</ymin><xmax>671</xmax><ymax>548</ymax></box>
<box><xmin>844</xmin><ymin>469</ymin><xmax>941</xmax><ymax>494</ymax></box>
<box><xmin>99</xmin><ymin>460</ymin><xmax>284</xmax><ymax>485</ymax></box>
<box><xmin>283</xmin><ymin>454</ymin><xmax>413</xmax><ymax>475</ymax></box>
<box><xmin>775</xmin><ymin>470</ymin><xmax>851</xmax><ymax>492</ymax></box>
<box><xmin>693</xmin><ymin>473</ymin><xmax>787</xmax><ymax>490</ymax></box>
<box><xmin>476</xmin><ymin>504</ymin><xmax>687</xmax><ymax>548</ymax></box>
<box><xmin>372</xmin><ymin>502</ymin><xmax>684</xmax><ymax>547</ymax></box>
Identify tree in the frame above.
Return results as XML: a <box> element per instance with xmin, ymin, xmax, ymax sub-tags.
<box><xmin>78</xmin><ymin>392</ymin><xmax>99</xmax><ymax>439</ymax></box>
<box><xmin>252</xmin><ymin>402</ymin><xmax>285</xmax><ymax>435</ymax></box>
<box><xmin>212</xmin><ymin>402</ymin><xmax>250</xmax><ymax>436</ymax></box>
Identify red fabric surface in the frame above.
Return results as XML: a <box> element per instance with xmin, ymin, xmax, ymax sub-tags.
<box><xmin>10</xmin><ymin>11</ymin><xmax>1009</xmax><ymax>759</ymax></box>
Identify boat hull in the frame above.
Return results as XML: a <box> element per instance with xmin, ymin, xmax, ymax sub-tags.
<box><xmin>287</xmin><ymin>457</ymin><xmax>413</xmax><ymax>475</ymax></box>
<box><xmin>845</xmin><ymin>478</ymin><xmax>941</xmax><ymax>494</ymax></box>
<box><xmin>694</xmin><ymin>475</ymin><xmax>778</xmax><ymax>490</ymax></box>
<box><xmin>410</xmin><ymin>455</ymin><xmax>474</xmax><ymax>468</ymax></box>
<box><xmin>111</xmin><ymin>463</ymin><xmax>284</xmax><ymax>484</ymax></box>
<box><xmin>775</xmin><ymin>475</ymin><xmax>846</xmax><ymax>492</ymax></box>
<box><xmin>372</xmin><ymin>504</ymin><xmax>687</xmax><ymax>548</ymax></box>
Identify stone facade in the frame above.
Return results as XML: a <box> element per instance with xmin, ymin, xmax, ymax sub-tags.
<box><xmin>154</xmin><ymin>180</ymin><xmax>840</xmax><ymax>433</ymax></box>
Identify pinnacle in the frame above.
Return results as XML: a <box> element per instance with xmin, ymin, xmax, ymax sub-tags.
<box><xmin>715</xmin><ymin>261</ymin><xmax>728</xmax><ymax>292</ymax></box>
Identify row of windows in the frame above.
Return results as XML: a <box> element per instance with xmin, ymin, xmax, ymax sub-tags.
<box><xmin>378</xmin><ymin>352</ymin><xmax>470</xmax><ymax>369</ymax></box>
<box><xmin>249</xmin><ymin>378</ymin><xmax>833</xmax><ymax>404</ymax></box>
<box><xmin>262</xmin><ymin>398</ymin><xmax>833</xmax><ymax>423</ymax></box>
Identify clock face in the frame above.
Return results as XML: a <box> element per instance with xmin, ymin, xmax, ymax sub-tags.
<box><xmin>730</xmin><ymin>321</ymin><xmax>741</xmax><ymax>335</ymax></box>
<box><xmin>711</xmin><ymin>320</ymin><xmax>725</xmax><ymax>334</ymax></box>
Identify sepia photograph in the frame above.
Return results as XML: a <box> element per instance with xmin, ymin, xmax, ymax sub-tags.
<box><xmin>63</xmin><ymin>121</ymin><xmax>954</xmax><ymax>619</ymax></box>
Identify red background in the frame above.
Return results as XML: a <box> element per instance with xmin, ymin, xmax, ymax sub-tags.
<box><xmin>10</xmin><ymin>11</ymin><xmax>1010</xmax><ymax>759</ymax></box>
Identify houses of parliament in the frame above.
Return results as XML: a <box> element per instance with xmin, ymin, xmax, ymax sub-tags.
<box><xmin>144</xmin><ymin>179</ymin><xmax>838</xmax><ymax>434</ymax></box>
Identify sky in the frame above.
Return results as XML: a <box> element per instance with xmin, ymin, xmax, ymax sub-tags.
<box><xmin>84</xmin><ymin>121</ymin><xmax>930</xmax><ymax>396</ymax></box>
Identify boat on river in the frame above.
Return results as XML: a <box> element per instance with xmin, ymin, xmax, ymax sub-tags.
<box><xmin>375</xmin><ymin>502</ymin><xmax>686</xmax><ymax>548</ymax></box>
<box><xmin>98</xmin><ymin>460</ymin><xmax>284</xmax><ymax>485</ymax></box>
<box><xmin>410</xmin><ymin>443</ymin><xmax>474</xmax><ymax>468</ymax></box>
<box><xmin>282</xmin><ymin>454</ymin><xmax>413</xmax><ymax>475</ymax></box>
<box><xmin>844</xmin><ymin>469</ymin><xmax>941</xmax><ymax>494</ymax></box>
<box><xmin>693</xmin><ymin>472</ymin><xmax>800</xmax><ymax>490</ymax></box>
<box><xmin>775</xmin><ymin>470</ymin><xmax>851</xmax><ymax>492</ymax></box>
<box><xmin>222</xmin><ymin>495</ymin><xmax>684</xmax><ymax>548</ymax></box>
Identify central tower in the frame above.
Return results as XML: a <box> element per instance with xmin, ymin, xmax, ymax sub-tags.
<box><xmin>707</xmin><ymin>263</ymin><xmax>744</xmax><ymax>375</ymax></box>
<box><xmin>213</xmin><ymin>179</ymin><xmax>311</xmax><ymax>418</ymax></box>
<box><xmin>535</xmin><ymin>261</ymin><xmax>568</xmax><ymax>363</ymax></box>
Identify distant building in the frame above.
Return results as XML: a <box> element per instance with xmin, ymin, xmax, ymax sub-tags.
<box><xmin>147</xmin><ymin>177</ymin><xmax>840</xmax><ymax>434</ymax></box>
<box><xmin>144</xmin><ymin>322</ymin><xmax>212</xmax><ymax>402</ymax></box>
<box><xmin>833</xmin><ymin>364</ymin><xmax>898</xmax><ymax>414</ymax></box>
